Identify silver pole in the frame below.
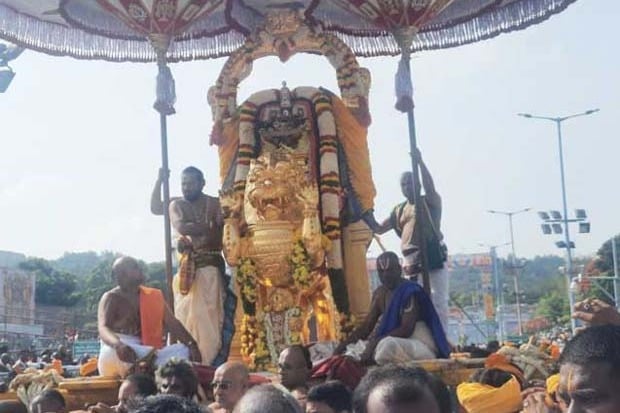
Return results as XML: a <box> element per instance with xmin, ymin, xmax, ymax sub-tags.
<box><xmin>555</xmin><ymin>119</ymin><xmax>576</xmax><ymax>332</ymax></box>
<box><xmin>613</xmin><ymin>237</ymin><xmax>619</xmax><ymax>308</ymax></box>
<box><xmin>491</xmin><ymin>246</ymin><xmax>503</xmax><ymax>342</ymax></box>
<box><xmin>508</xmin><ymin>214</ymin><xmax>523</xmax><ymax>336</ymax></box>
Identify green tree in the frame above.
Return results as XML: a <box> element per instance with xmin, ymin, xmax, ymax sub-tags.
<box><xmin>535</xmin><ymin>287</ymin><xmax>570</xmax><ymax>325</ymax></box>
<box><xmin>80</xmin><ymin>257</ymin><xmax>117</xmax><ymax>313</ymax></box>
<box><xmin>52</xmin><ymin>251</ymin><xmax>116</xmax><ymax>276</ymax></box>
<box><xmin>18</xmin><ymin>258</ymin><xmax>81</xmax><ymax>306</ymax></box>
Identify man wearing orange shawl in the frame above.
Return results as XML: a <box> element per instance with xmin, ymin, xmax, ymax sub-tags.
<box><xmin>170</xmin><ymin>166</ymin><xmax>227</xmax><ymax>366</ymax></box>
<box><xmin>97</xmin><ymin>256</ymin><xmax>201</xmax><ymax>377</ymax></box>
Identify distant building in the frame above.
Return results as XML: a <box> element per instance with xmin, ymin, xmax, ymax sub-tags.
<box><xmin>0</xmin><ymin>267</ymin><xmax>43</xmax><ymax>343</ymax></box>
<box><xmin>0</xmin><ymin>251</ymin><xmax>25</xmax><ymax>269</ymax></box>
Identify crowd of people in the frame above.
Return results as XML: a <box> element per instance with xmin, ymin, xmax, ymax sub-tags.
<box><xmin>2</xmin><ymin>317</ymin><xmax>620</xmax><ymax>412</ymax></box>
<box><xmin>2</xmin><ymin>160</ymin><xmax>619</xmax><ymax>413</ymax></box>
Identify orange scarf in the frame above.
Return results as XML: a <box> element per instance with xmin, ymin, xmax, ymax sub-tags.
<box><xmin>139</xmin><ymin>286</ymin><xmax>165</xmax><ymax>349</ymax></box>
<box><xmin>485</xmin><ymin>353</ymin><xmax>525</xmax><ymax>384</ymax></box>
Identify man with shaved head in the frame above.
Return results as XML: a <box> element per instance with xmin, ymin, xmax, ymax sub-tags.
<box><xmin>208</xmin><ymin>361</ymin><xmax>250</xmax><ymax>413</ymax></box>
<box><xmin>334</xmin><ymin>252</ymin><xmax>449</xmax><ymax>365</ymax></box>
<box><xmin>97</xmin><ymin>256</ymin><xmax>201</xmax><ymax>377</ymax></box>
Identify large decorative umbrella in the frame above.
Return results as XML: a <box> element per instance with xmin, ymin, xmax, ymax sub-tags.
<box><xmin>0</xmin><ymin>0</ymin><xmax>577</xmax><ymax>297</ymax></box>
<box><xmin>0</xmin><ymin>0</ymin><xmax>243</xmax><ymax>304</ymax></box>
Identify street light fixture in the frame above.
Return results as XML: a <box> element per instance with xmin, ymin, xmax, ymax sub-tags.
<box><xmin>487</xmin><ymin>207</ymin><xmax>530</xmax><ymax>336</ymax></box>
<box><xmin>519</xmin><ymin>108</ymin><xmax>599</xmax><ymax>331</ymax></box>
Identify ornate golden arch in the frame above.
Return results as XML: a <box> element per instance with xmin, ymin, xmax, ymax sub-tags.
<box><xmin>208</xmin><ymin>8</ymin><xmax>372</xmax><ymax>147</ymax></box>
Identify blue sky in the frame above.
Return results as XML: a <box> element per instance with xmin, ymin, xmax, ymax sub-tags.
<box><xmin>0</xmin><ymin>1</ymin><xmax>617</xmax><ymax>264</ymax></box>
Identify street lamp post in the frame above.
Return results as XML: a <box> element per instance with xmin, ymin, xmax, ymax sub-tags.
<box><xmin>518</xmin><ymin>109</ymin><xmax>599</xmax><ymax>331</ymax></box>
<box><xmin>488</xmin><ymin>208</ymin><xmax>530</xmax><ymax>336</ymax></box>
<box><xmin>480</xmin><ymin>242</ymin><xmax>511</xmax><ymax>342</ymax></box>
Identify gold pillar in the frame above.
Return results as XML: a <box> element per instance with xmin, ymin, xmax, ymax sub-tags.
<box><xmin>342</xmin><ymin>220</ymin><xmax>373</xmax><ymax>321</ymax></box>
<box><xmin>227</xmin><ymin>270</ymin><xmax>244</xmax><ymax>363</ymax></box>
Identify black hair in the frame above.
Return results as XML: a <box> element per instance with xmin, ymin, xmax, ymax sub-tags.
<box><xmin>469</xmin><ymin>368</ymin><xmax>514</xmax><ymax>388</ymax></box>
<box><xmin>376</xmin><ymin>251</ymin><xmax>401</xmax><ymax>272</ymax></box>
<box><xmin>126</xmin><ymin>373</ymin><xmax>158</xmax><ymax>397</ymax></box>
<box><xmin>307</xmin><ymin>380</ymin><xmax>352</xmax><ymax>412</ymax></box>
<box><xmin>130</xmin><ymin>394</ymin><xmax>203</xmax><ymax>413</ymax></box>
<box><xmin>157</xmin><ymin>358</ymin><xmax>199</xmax><ymax>398</ymax></box>
<box><xmin>560</xmin><ymin>324</ymin><xmax>620</xmax><ymax>378</ymax></box>
<box><xmin>286</xmin><ymin>344</ymin><xmax>312</xmax><ymax>370</ymax></box>
<box><xmin>181</xmin><ymin>166</ymin><xmax>205</xmax><ymax>182</ymax></box>
<box><xmin>31</xmin><ymin>389</ymin><xmax>66</xmax><ymax>409</ymax></box>
<box><xmin>353</xmin><ymin>364</ymin><xmax>451</xmax><ymax>413</ymax></box>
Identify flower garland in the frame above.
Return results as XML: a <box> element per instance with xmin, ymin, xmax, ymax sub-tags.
<box><xmin>289</xmin><ymin>239</ymin><xmax>312</xmax><ymax>291</ymax></box>
<box><xmin>239</xmin><ymin>314</ymin><xmax>270</xmax><ymax>371</ymax></box>
<box><xmin>285</xmin><ymin>306</ymin><xmax>303</xmax><ymax>345</ymax></box>
<box><xmin>338</xmin><ymin>313</ymin><xmax>358</xmax><ymax>341</ymax></box>
<box><xmin>236</xmin><ymin>257</ymin><xmax>258</xmax><ymax>304</ymax></box>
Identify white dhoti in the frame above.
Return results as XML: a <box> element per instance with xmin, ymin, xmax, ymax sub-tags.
<box><xmin>174</xmin><ymin>265</ymin><xmax>224</xmax><ymax>365</ymax></box>
<box><xmin>418</xmin><ymin>265</ymin><xmax>450</xmax><ymax>334</ymax></box>
<box><xmin>374</xmin><ymin>322</ymin><xmax>439</xmax><ymax>365</ymax></box>
<box><xmin>98</xmin><ymin>334</ymin><xmax>189</xmax><ymax>378</ymax></box>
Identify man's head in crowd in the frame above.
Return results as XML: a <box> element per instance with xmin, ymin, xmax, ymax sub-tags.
<box><xmin>117</xmin><ymin>374</ymin><xmax>158</xmax><ymax>413</ymax></box>
<box><xmin>558</xmin><ymin>324</ymin><xmax>620</xmax><ymax>412</ymax></box>
<box><xmin>400</xmin><ymin>171</ymin><xmax>415</xmax><ymax>203</ymax></box>
<box><xmin>233</xmin><ymin>384</ymin><xmax>302</xmax><ymax>413</ymax></box>
<box><xmin>157</xmin><ymin>358</ymin><xmax>199</xmax><ymax>399</ymax></box>
<box><xmin>307</xmin><ymin>381</ymin><xmax>352</xmax><ymax>413</ymax></box>
<box><xmin>353</xmin><ymin>365</ymin><xmax>451</xmax><ymax>413</ymax></box>
<box><xmin>129</xmin><ymin>394</ymin><xmax>204</xmax><ymax>413</ymax></box>
<box><xmin>376</xmin><ymin>252</ymin><xmax>403</xmax><ymax>291</ymax></box>
<box><xmin>112</xmin><ymin>256</ymin><xmax>146</xmax><ymax>291</ymax></box>
<box><xmin>278</xmin><ymin>345</ymin><xmax>312</xmax><ymax>391</ymax></box>
<box><xmin>0</xmin><ymin>401</ymin><xmax>27</xmax><ymax>413</ymax></box>
<box><xmin>29</xmin><ymin>389</ymin><xmax>66</xmax><ymax>413</ymax></box>
<box><xmin>212</xmin><ymin>361</ymin><xmax>250</xmax><ymax>411</ymax></box>
<box><xmin>181</xmin><ymin>166</ymin><xmax>206</xmax><ymax>202</ymax></box>
<box><xmin>0</xmin><ymin>354</ymin><xmax>11</xmax><ymax>365</ymax></box>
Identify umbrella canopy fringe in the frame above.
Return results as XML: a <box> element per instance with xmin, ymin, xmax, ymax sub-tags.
<box><xmin>0</xmin><ymin>4</ymin><xmax>244</xmax><ymax>63</ymax></box>
<box><xmin>328</xmin><ymin>0</ymin><xmax>577</xmax><ymax>57</ymax></box>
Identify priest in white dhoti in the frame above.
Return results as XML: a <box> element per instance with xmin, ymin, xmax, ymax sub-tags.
<box><xmin>334</xmin><ymin>252</ymin><xmax>450</xmax><ymax>365</ymax></box>
<box><xmin>170</xmin><ymin>166</ymin><xmax>227</xmax><ymax>366</ymax></box>
<box><xmin>97</xmin><ymin>257</ymin><xmax>201</xmax><ymax>378</ymax></box>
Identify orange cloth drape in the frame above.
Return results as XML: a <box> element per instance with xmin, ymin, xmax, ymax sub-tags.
<box><xmin>331</xmin><ymin>96</ymin><xmax>376</xmax><ymax>212</ymax></box>
<box><xmin>485</xmin><ymin>353</ymin><xmax>525</xmax><ymax>384</ymax></box>
<box><xmin>79</xmin><ymin>357</ymin><xmax>98</xmax><ymax>376</ymax></box>
<box><xmin>139</xmin><ymin>286</ymin><xmax>165</xmax><ymax>349</ymax></box>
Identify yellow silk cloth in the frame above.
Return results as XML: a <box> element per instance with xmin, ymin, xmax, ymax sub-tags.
<box><xmin>457</xmin><ymin>376</ymin><xmax>522</xmax><ymax>413</ymax></box>
<box><xmin>547</xmin><ymin>373</ymin><xmax>560</xmax><ymax>395</ymax></box>
<box><xmin>331</xmin><ymin>96</ymin><xmax>376</xmax><ymax>212</ymax></box>
<box><xmin>177</xmin><ymin>249</ymin><xmax>196</xmax><ymax>296</ymax></box>
<box><xmin>218</xmin><ymin>118</ymin><xmax>240</xmax><ymax>183</ymax></box>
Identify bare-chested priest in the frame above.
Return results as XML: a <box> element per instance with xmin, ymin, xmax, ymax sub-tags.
<box><xmin>169</xmin><ymin>166</ymin><xmax>226</xmax><ymax>366</ymax></box>
<box><xmin>97</xmin><ymin>256</ymin><xmax>201</xmax><ymax>378</ymax></box>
